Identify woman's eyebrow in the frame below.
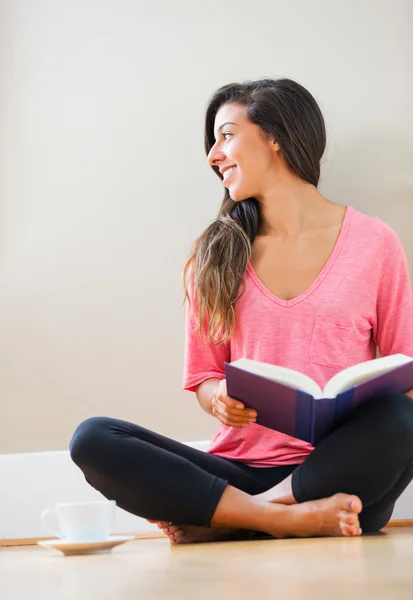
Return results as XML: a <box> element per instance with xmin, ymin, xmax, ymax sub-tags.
<box><xmin>214</xmin><ymin>121</ymin><xmax>238</xmax><ymax>137</ymax></box>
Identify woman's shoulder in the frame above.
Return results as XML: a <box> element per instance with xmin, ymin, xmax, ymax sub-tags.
<box><xmin>348</xmin><ymin>206</ymin><xmax>402</xmax><ymax>247</ymax></box>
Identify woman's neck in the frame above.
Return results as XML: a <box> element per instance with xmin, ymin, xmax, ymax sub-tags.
<box><xmin>256</xmin><ymin>176</ymin><xmax>334</xmax><ymax>239</ymax></box>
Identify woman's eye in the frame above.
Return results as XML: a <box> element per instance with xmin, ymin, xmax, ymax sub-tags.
<box><xmin>223</xmin><ymin>132</ymin><xmax>233</xmax><ymax>140</ymax></box>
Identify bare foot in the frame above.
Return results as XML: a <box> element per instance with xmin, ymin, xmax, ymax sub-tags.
<box><xmin>166</xmin><ymin>525</ymin><xmax>257</xmax><ymax>545</ymax></box>
<box><xmin>146</xmin><ymin>493</ymin><xmax>362</xmax><ymax>544</ymax></box>
<box><xmin>272</xmin><ymin>493</ymin><xmax>362</xmax><ymax>538</ymax></box>
<box><xmin>148</xmin><ymin>520</ymin><xmax>252</xmax><ymax>545</ymax></box>
<box><xmin>165</xmin><ymin>493</ymin><xmax>363</xmax><ymax>542</ymax></box>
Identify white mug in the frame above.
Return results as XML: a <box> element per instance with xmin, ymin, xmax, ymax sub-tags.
<box><xmin>41</xmin><ymin>500</ymin><xmax>116</xmax><ymax>542</ymax></box>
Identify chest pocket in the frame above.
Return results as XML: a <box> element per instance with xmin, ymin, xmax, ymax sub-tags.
<box><xmin>309</xmin><ymin>316</ymin><xmax>355</xmax><ymax>369</ymax></box>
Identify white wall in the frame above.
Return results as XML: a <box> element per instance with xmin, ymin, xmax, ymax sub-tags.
<box><xmin>0</xmin><ymin>0</ymin><xmax>412</xmax><ymax>456</ymax></box>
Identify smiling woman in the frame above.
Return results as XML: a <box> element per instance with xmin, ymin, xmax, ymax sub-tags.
<box><xmin>70</xmin><ymin>77</ymin><xmax>413</xmax><ymax>546</ymax></box>
<box><xmin>184</xmin><ymin>79</ymin><xmax>328</xmax><ymax>344</ymax></box>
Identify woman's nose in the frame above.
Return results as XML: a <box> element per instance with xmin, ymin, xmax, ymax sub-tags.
<box><xmin>207</xmin><ymin>144</ymin><xmax>225</xmax><ymax>167</ymax></box>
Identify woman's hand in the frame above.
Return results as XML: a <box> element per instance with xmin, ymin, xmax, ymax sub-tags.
<box><xmin>211</xmin><ymin>379</ymin><xmax>257</xmax><ymax>427</ymax></box>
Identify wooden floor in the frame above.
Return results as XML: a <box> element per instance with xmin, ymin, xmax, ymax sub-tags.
<box><xmin>1</xmin><ymin>528</ymin><xmax>413</xmax><ymax>600</ymax></box>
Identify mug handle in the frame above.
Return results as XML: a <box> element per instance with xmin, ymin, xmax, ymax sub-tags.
<box><xmin>41</xmin><ymin>508</ymin><xmax>63</xmax><ymax>538</ymax></box>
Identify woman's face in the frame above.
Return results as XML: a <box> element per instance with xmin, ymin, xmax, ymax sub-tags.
<box><xmin>207</xmin><ymin>103</ymin><xmax>279</xmax><ymax>202</ymax></box>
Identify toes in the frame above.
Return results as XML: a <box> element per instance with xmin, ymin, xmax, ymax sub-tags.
<box><xmin>168</xmin><ymin>528</ymin><xmax>186</xmax><ymax>545</ymax></box>
<box><xmin>333</xmin><ymin>493</ymin><xmax>362</xmax><ymax>514</ymax></box>
<box><xmin>342</xmin><ymin>525</ymin><xmax>357</xmax><ymax>536</ymax></box>
<box><xmin>341</xmin><ymin>523</ymin><xmax>360</xmax><ymax>537</ymax></box>
<box><xmin>340</xmin><ymin>518</ymin><xmax>362</xmax><ymax>536</ymax></box>
<box><xmin>348</xmin><ymin>495</ymin><xmax>363</xmax><ymax>514</ymax></box>
<box><xmin>167</xmin><ymin>525</ymin><xmax>181</xmax><ymax>535</ymax></box>
<box><xmin>338</xmin><ymin>506</ymin><xmax>361</xmax><ymax>537</ymax></box>
<box><xmin>340</xmin><ymin>510</ymin><xmax>358</xmax><ymax>526</ymax></box>
<box><xmin>162</xmin><ymin>524</ymin><xmax>182</xmax><ymax>541</ymax></box>
<box><xmin>341</xmin><ymin>524</ymin><xmax>352</xmax><ymax>537</ymax></box>
<box><xmin>173</xmin><ymin>532</ymin><xmax>186</xmax><ymax>544</ymax></box>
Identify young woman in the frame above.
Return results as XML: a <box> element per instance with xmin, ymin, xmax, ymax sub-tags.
<box><xmin>70</xmin><ymin>78</ymin><xmax>413</xmax><ymax>544</ymax></box>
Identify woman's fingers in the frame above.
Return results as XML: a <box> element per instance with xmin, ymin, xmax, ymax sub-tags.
<box><xmin>217</xmin><ymin>393</ymin><xmax>257</xmax><ymax>418</ymax></box>
<box><xmin>212</xmin><ymin>399</ymin><xmax>256</xmax><ymax>427</ymax></box>
<box><xmin>212</xmin><ymin>379</ymin><xmax>257</xmax><ymax>427</ymax></box>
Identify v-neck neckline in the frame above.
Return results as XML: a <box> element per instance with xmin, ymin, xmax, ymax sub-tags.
<box><xmin>246</xmin><ymin>205</ymin><xmax>353</xmax><ymax>308</ymax></box>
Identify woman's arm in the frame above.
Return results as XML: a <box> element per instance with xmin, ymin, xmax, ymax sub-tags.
<box><xmin>196</xmin><ymin>378</ymin><xmax>221</xmax><ymax>415</ymax></box>
<box><xmin>182</xmin><ymin>277</ymin><xmax>230</xmax><ymax>396</ymax></box>
<box><xmin>375</xmin><ymin>225</ymin><xmax>413</xmax><ymax>387</ymax></box>
<box><xmin>196</xmin><ymin>378</ymin><xmax>257</xmax><ymax>427</ymax></box>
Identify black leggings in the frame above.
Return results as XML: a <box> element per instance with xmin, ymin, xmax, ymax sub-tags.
<box><xmin>70</xmin><ymin>393</ymin><xmax>413</xmax><ymax>533</ymax></box>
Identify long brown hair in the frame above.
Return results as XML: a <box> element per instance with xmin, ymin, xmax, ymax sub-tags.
<box><xmin>183</xmin><ymin>78</ymin><xmax>326</xmax><ymax>344</ymax></box>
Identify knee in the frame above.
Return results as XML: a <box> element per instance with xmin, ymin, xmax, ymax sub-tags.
<box><xmin>69</xmin><ymin>416</ymin><xmax>112</xmax><ymax>468</ymax></box>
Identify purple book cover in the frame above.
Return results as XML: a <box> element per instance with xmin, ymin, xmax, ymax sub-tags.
<box><xmin>224</xmin><ymin>363</ymin><xmax>315</xmax><ymax>442</ymax></box>
<box><xmin>335</xmin><ymin>360</ymin><xmax>413</xmax><ymax>421</ymax></box>
<box><xmin>225</xmin><ymin>360</ymin><xmax>413</xmax><ymax>445</ymax></box>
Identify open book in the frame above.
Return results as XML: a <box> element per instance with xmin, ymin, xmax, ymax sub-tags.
<box><xmin>224</xmin><ymin>354</ymin><xmax>413</xmax><ymax>445</ymax></box>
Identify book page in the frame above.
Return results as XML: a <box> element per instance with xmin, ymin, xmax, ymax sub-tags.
<box><xmin>231</xmin><ymin>358</ymin><xmax>323</xmax><ymax>398</ymax></box>
<box><xmin>323</xmin><ymin>354</ymin><xmax>413</xmax><ymax>398</ymax></box>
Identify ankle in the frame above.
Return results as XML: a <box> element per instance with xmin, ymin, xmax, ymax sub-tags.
<box><xmin>256</xmin><ymin>489</ymin><xmax>296</xmax><ymax>505</ymax></box>
<box><xmin>250</xmin><ymin>499</ymin><xmax>295</xmax><ymax>537</ymax></box>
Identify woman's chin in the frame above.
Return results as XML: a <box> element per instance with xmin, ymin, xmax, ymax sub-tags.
<box><xmin>228</xmin><ymin>185</ymin><xmax>247</xmax><ymax>202</ymax></box>
<box><xmin>229</xmin><ymin>191</ymin><xmax>251</xmax><ymax>203</ymax></box>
